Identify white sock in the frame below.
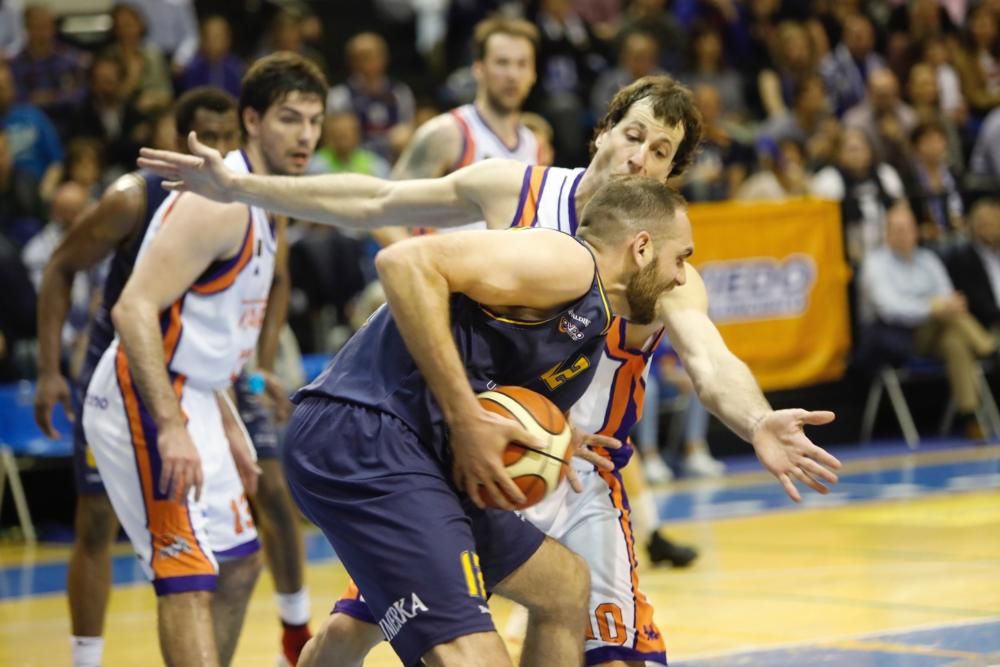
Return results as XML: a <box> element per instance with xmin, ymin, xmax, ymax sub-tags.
<box><xmin>276</xmin><ymin>588</ymin><xmax>311</xmax><ymax>626</ymax></box>
<box><xmin>71</xmin><ymin>636</ymin><xmax>104</xmax><ymax>667</ymax></box>
<box><xmin>630</xmin><ymin>490</ymin><xmax>658</xmax><ymax>543</ymax></box>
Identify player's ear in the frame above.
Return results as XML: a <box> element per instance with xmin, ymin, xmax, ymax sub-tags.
<box><xmin>631</xmin><ymin>230</ymin><xmax>652</xmax><ymax>267</ymax></box>
<box><xmin>242</xmin><ymin>107</ymin><xmax>261</xmax><ymax>139</ymax></box>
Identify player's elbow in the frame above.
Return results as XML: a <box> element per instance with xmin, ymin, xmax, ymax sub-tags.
<box><xmin>111</xmin><ymin>291</ymin><xmax>151</xmax><ymax>334</ymax></box>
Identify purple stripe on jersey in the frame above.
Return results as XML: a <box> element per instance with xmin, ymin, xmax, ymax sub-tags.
<box><xmin>333</xmin><ymin>597</ymin><xmax>377</xmax><ymax>624</ymax></box>
<box><xmin>510</xmin><ymin>166</ymin><xmax>533</xmax><ymax>227</ymax></box>
<box><xmin>239</xmin><ymin>149</ymin><xmax>254</xmax><ymax>173</ymax></box>
<box><xmin>473</xmin><ymin>105</ymin><xmax>521</xmax><ymax>153</ymax></box>
<box><xmin>214</xmin><ymin>538</ymin><xmax>261</xmax><ymax>560</ymax></box>
<box><xmin>153</xmin><ymin>574</ymin><xmax>218</xmax><ymax>596</ymax></box>
<box><xmin>586</xmin><ymin>646</ymin><xmax>667</xmax><ymax>666</ymax></box>
<box><xmin>567</xmin><ymin>170</ymin><xmax>585</xmax><ymax>234</ymax></box>
<box><xmin>555</xmin><ymin>172</ymin><xmax>568</xmax><ymax>232</ymax></box>
<box><xmin>194</xmin><ymin>212</ymin><xmax>252</xmax><ymax>287</ymax></box>
<box><xmin>530</xmin><ymin>167</ymin><xmax>551</xmax><ymax>226</ymax></box>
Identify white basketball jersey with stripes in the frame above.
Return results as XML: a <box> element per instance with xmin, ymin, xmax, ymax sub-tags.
<box><xmin>450</xmin><ymin>104</ymin><xmax>538</xmax><ymax>169</ymax></box>
<box><xmin>128</xmin><ymin>149</ymin><xmax>276</xmax><ymax>391</ymax></box>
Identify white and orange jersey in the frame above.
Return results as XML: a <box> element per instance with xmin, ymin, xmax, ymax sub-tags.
<box><xmin>514</xmin><ymin>165</ymin><xmax>660</xmax><ymax>468</ymax></box>
<box><xmin>126</xmin><ymin>149</ymin><xmax>276</xmax><ymax>391</ymax></box>
<box><xmin>449</xmin><ymin>104</ymin><xmax>539</xmax><ymax>170</ymax></box>
<box><xmin>510</xmin><ymin>165</ymin><xmax>586</xmax><ymax>232</ymax></box>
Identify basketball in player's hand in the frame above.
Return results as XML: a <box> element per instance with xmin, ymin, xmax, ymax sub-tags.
<box><xmin>476</xmin><ymin>386</ymin><xmax>572</xmax><ymax>510</ymax></box>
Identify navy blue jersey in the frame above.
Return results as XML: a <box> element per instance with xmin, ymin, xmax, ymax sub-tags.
<box><xmin>293</xmin><ymin>234</ymin><xmax>613</xmax><ymax>462</ymax></box>
<box><xmin>78</xmin><ymin>171</ymin><xmax>168</xmax><ymax>389</ymax></box>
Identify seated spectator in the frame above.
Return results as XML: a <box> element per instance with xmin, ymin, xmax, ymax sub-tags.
<box><xmin>944</xmin><ymin>198</ymin><xmax>1000</xmax><ymax>337</ymax></box>
<box><xmin>67</xmin><ymin>53</ymin><xmax>145</xmax><ymax>176</ymax></box>
<box><xmin>844</xmin><ymin>68</ymin><xmax>918</xmax><ymax>170</ymax></box>
<box><xmin>519</xmin><ymin>111</ymin><xmax>555</xmax><ymax>166</ymax></box>
<box><xmin>21</xmin><ymin>182</ymin><xmax>96</xmax><ymax>359</ymax></box>
<box><xmin>177</xmin><ymin>15</ymin><xmax>244</xmax><ymax>99</ymax></box>
<box><xmin>735</xmin><ymin>136</ymin><xmax>811</xmax><ymax>201</ymax></box>
<box><xmin>308</xmin><ymin>111</ymin><xmax>390</xmax><ymax>178</ymax></box>
<box><xmin>0</xmin><ymin>127</ymin><xmax>44</xmax><ymax>246</ymax></box>
<box><xmin>126</xmin><ymin>0</ymin><xmax>200</xmax><ymax>71</ymax></box>
<box><xmin>906</xmin><ymin>120</ymin><xmax>966</xmax><ymax>248</ymax></box>
<box><xmin>0</xmin><ymin>0</ymin><xmax>25</xmax><ymax>58</ymax></box>
<box><xmin>590</xmin><ymin>30</ymin><xmax>663</xmax><ymax>119</ymax></box>
<box><xmin>919</xmin><ymin>35</ymin><xmax>967</xmax><ymax>126</ymax></box>
<box><xmin>885</xmin><ymin>0</ymin><xmax>958</xmax><ymax>81</ymax></box>
<box><xmin>907</xmin><ymin>62</ymin><xmax>964</xmax><ymax>171</ymax></box>
<box><xmin>615</xmin><ymin>0</ymin><xmax>688</xmax><ymax>73</ymax></box>
<box><xmin>859</xmin><ymin>203</ymin><xmax>995</xmax><ymax>438</ymax></box>
<box><xmin>757</xmin><ymin>20</ymin><xmax>820</xmax><ymax>119</ymax></box>
<box><xmin>0</xmin><ymin>59</ymin><xmax>63</xmax><ymax>201</ymax></box>
<box><xmin>682</xmin><ymin>83</ymin><xmax>752</xmax><ymax>202</ymax></box>
<box><xmin>681</xmin><ymin>22</ymin><xmax>748</xmax><ymax>122</ymax></box>
<box><xmin>327</xmin><ymin>32</ymin><xmax>415</xmax><ymax>161</ymax></box>
<box><xmin>969</xmin><ymin>106</ymin><xmax>1000</xmax><ymax>188</ymax></box>
<box><xmin>9</xmin><ymin>4</ymin><xmax>87</xmax><ymax>136</ymax></box>
<box><xmin>62</xmin><ymin>137</ymin><xmax>106</xmax><ymax>198</ymax></box>
<box><xmin>763</xmin><ymin>74</ymin><xmax>832</xmax><ymax>145</ymax></box>
<box><xmin>819</xmin><ymin>13</ymin><xmax>886</xmax><ymax>117</ymax></box>
<box><xmin>952</xmin><ymin>2</ymin><xmax>1000</xmax><ymax>118</ymax></box>
<box><xmin>103</xmin><ymin>3</ymin><xmax>172</xmax><ymax>114</ymax></box>
<box><xmin>811</xmin><ymin>127</ymin><xmax>906</xmax><ymax>266</ymax></box>
<box><xmin>255</xmin><ymin>9</ymin><xmax>327</xmax><ymax>79</ymax></box>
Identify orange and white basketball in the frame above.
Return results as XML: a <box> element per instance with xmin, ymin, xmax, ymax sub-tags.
<box><xmin>476</xmin><ymin>386</ymin><xmax>573</xmax><ymax>510</ymax></box>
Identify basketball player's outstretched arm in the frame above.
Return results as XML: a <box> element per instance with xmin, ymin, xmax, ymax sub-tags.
<box><xmin>139</xmin><ymin>132</ymin><xmax>525</xmax><ymax>231</ymax></box>
<box><xmin>375</xmin><ymin>228</ymin><xmax>595</xmax><ymax>509</ymax></box>
<box><xmin>34</xmin><ymin>173</ymin><xmax>146</xmax><ymax>437</ymax></box>
<box><xmin>112</xmin><ymin>195</ymin><xmax>251</xmax><ymax>502</ymax></box>
<box><xmin>657</xmin><ymin>266</ymin><xmax>842</xmax><ymax>502</ymax></box>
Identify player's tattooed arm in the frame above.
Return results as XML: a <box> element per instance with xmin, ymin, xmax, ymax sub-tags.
<box><xmin>373</xmin><ymin>115</ymin><xmax>463</xmax><ymax>246</ymax></box>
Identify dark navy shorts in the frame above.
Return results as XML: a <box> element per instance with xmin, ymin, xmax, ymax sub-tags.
<box><xmin>73</xmin><ymin>373</ymin><xmax>280</xmax><ymax>496</ymax></box>
<box><xmin>233</xmin><ymin>372</ymin><xmax>280</xmax><ymax>461</ymax></box>
<box><xmin>283</xmin><ymin>397</ymin><xmax>545</xmax><ymax>667</ymax></box>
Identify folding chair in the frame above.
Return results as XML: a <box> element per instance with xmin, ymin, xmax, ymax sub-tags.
<box><xmin>0</xmin><ymin>382</ymin><xmax>73</xmax><ymax>543</ymax></box>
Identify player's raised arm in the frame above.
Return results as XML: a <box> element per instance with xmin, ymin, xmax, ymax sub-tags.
<box><xmin>374</xmin><ymin>228</ymin><xmax>595</xmax><ymax>508</ymax></box>
<box><xmin>138</xmin><ymin>132</ymin><xmax>526</xmax><ymax>230</ymax></box>
<box><xmin>657</xmin><ymin>265</ymin><xmax>842</xmax><ymax>502</ymax></box>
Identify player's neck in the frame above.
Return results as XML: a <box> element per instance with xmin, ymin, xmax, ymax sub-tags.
<box><xmin>473</xmin><ymin>99</ymin><xmax>521</xmax><ymax>146</ymax></box>
<box><xmin>584</xmin><ymin>240</ymin><xmax>631</xmax><ymax>320</ymax></box>
<box><xmin>241</xmin><ymin>143</ymin><xmax>271</xmax><ymax>176</ymax></box>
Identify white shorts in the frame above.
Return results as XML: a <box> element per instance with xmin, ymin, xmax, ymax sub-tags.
<box><xmin>83</xmin><ymin>344</ymin><xmax>259</xmax><ymax>596</ymax></box>
<box><xmin>523</xmin><ymin>467</ymin><xmax>667</xmax><ymax>665</ymax></box>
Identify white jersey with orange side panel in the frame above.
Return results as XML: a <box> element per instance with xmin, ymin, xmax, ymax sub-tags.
<box><xmin>517</xmin><ymin>165</ymin><xmax>668</xmax><ymax>664</ymax></box>
<box><xmin>83</xmin><ymin>149</ymin><xmax>274</xmax><ymax>596</ymax></box>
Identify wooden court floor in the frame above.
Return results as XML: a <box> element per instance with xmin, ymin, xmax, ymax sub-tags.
<box><xmin>1</xmin><ymin>442</ymin><xmax>998</xmax><ymax>666</ymax></box>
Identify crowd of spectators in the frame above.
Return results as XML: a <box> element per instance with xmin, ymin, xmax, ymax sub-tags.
<box><xmin>1</xmin><ymin>0</ymin><xmax>998</xmax><ymax>438</ymax></box>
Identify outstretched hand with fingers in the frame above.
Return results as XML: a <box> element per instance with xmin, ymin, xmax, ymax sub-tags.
<box><xmin>565</xmin><ymin>425</ymin><xmax>621</xmax><ymax>492</ymax></box>
<box><xmin>33</xmin><ymin>372</ymin><xmax>74</xmax><ymax>439</ymax></box>
<box><xmin>751</xmin><ymin>409</ymin><xmax>841</xmax><ymax>502</ymax></box>
<box><xmin>138</xmin><ymin>132</ymin><xmax>238</xmax><ymax>203</ymax></box>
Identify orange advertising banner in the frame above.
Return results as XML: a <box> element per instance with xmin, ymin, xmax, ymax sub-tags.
<box><xmin>688</xmin><ymin>197</ymin><xmax>852</xmax><ymax>391</ymax></box>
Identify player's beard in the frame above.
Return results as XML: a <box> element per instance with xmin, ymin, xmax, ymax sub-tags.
<box><xmin>625</xmin><ymin>256</ymin><xmax>670</xmax><ymax>325</ymax></box>
<box><xmin>484</xmin><ymin>88</ymin><xmax>521</xmax><ymax>116</ymax></box>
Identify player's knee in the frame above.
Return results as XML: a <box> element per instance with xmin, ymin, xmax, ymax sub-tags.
<box><xmin>531</xmin><ymin>550</ymin><xmax>590</xmax><ymax>618</ymax></box>
<box><xmin>75</xmin><ymin>493</ymin><xmax>118</xmax><ymax>554</ymax></box>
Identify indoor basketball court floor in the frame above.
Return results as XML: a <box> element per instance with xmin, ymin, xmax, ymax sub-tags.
<box><xmin>1</xmin><ymin>440</ymin><xmax>998</xmax><ymax>666</ymax></box>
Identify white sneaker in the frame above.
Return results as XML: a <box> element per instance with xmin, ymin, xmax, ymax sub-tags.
<box><xmin>684</xmin><ymin>450</ymin><xmax>726</xmax><ymax>478</ymax></box>
<box><xmin>643</xmin><ymin>454</ymin><xmax>674</xmax><ymax>484</ymax></box>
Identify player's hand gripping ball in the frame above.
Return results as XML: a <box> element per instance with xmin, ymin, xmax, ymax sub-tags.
<box><xmin>476</xmin><ymin>386</ymin><xmax>572</xmax><ymax>510</ymax></box>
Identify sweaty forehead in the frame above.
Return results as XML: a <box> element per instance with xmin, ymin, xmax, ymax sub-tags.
<box><xmin>621</xmin><ymin>98</ymin><xmax>685</xmax><ymax>145</ymax></box>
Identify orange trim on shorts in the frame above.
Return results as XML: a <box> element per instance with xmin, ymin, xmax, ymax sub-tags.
<box><xmin>514</xmin><ymin>166</ymin><xmax>548</xmax><ymax>227</ymax></box>
<box><xmin>115</xmin><ymin>347</ymin><xmax>214</xmax><ymax>581</ymax></box>
<box><xmin>598</xmin><ymin>469</ymin><xmax>665</xmax><ymax>654</ymax></box>
<box><xmin>342</xmin><ymin>579</ymin><xmax>362</xmax><ymax>601</ymax></box>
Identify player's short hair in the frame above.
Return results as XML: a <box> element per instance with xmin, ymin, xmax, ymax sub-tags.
<box><xmin>239</xmin><ymin>52</ymin><xmax>328</xmax><ymax>137</ymax></box>
<box><xmin>174</xmin><ymin>86</ymin><xmax>236</xmax><ymax>136</ymax></box>
<box><xmin>473</xmin><ymin>16</ymin><xmax>540</xmax><ymax>61</ymax></box>
<box><xmin>577</xmin><ymin>176</ymin><xmax>687</xmax><ymax>247</ymax></box>
<box><xmin>591</xmin><ymin>76</ymin><xmax>703</xmax><ymax>177</ymax></box>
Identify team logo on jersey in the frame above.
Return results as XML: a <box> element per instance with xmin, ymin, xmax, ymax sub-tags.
<box><xmin>559</xmin><ymin>310</ymin><xmax>590</xmax><ymax>341</ymax></box>
<box><xmin>377</xmin><ymin>593</ymin><xmax>429</xmax><ymax>641</ymax></box>
<box><xmin>700</xmin><ymin>254</ymin><xmax>817</xmax><ymax>323</ymax></box>
<box><xmin>156</xmin><ymin>536</ymin><xmax>193</xmax><ymax>560</ymax></box>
